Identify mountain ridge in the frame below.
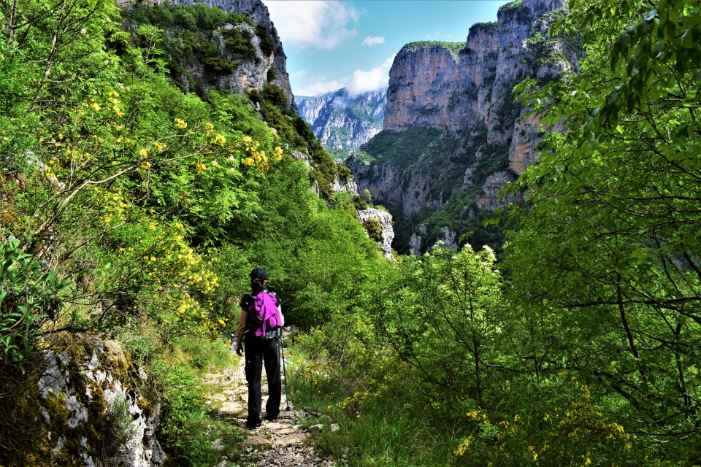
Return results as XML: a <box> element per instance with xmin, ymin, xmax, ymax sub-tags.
<box><xmin>296</xmin><ymin>87</ymin><xmax>387</xmax><ymax>160</ymax></box>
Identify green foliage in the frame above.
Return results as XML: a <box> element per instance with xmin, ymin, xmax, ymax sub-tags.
<box><xmin>405</xmin><ymin>41</ymin><xmax>465</xmax><ymax>57</ymax></box>
<box><xmin>362</xmin><ymin>128</ymin><xmax>444</xmax><ymax>169</ymax></box>
<box><xmin>505</xmin><ymin>0</ymin><xmax>701</xmax><ymax>460</ymax></box>
<box><xmin>256</xmin><ymin>24</ymin><xmax>275</xmax><ymax>57</ymax></box>
<box><xmin>0</xmin><ymin>238</ymin><xmax>67</xmax><ymax>364</ymax></box>
<box><xmin>108</xmin><ymin>395</ymin><xmax>137</xmax><ymax>447</ymax></box>
<box><xmin>0</xmin><ymin>0</ymin><xmax>386</xmax><ymax>462</ymax></box>
<box><xmin>363</xmin><ymin>218</ymin><xmax>383</xmax><ymax>243</ymax></box>
<box><xmin>151</xmin><ymin>337</ymin><xmax>243</xmax><ymax>466</ymax></box>
<box><xmin>125</xmin><ymin>4</ymin><xmax>256</xmax><ymax>87</ymax></box>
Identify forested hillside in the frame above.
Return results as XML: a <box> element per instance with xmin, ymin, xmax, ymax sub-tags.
<box><xmin>1</xmin><ymin>0</ymin><xmax>700</xmax><ymax>465</ymax></box>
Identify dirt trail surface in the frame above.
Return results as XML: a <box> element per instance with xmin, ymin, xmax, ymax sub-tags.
<box><xmin>203</xmin><ymin>351</ymin><xmax>334</xmax><ymax>467</ymax></box>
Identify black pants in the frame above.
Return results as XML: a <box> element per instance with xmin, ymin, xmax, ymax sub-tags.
<box><xmin>244</xmin><ymin>335</ymin><xmax>281</xmax><ymax>426</ymax></box>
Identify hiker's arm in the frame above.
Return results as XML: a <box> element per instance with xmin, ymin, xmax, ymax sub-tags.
<box><xmin>236</xmin><ymin>309</ymin><xmax>247</xmax><ymax>342</ymax></box>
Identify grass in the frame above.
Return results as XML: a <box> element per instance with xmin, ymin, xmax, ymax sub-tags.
<box><xmin>117</xmin><ymin>324</ymin><xmax>245</xmax><ymax>466</ymax></box>
<box><xmin>286</xmin><ymin>344</ymin><xmax>458</xmax><ymax>467</ymax></box>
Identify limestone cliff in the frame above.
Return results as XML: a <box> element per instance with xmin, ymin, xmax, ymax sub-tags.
<box><xmin>124</xmin><ymin>0</ymin><xmax>293</xmax><ymax>106</ymax></box>
<box><xmin>352</xmin><ymin>0</ymin><xmax>574</xmax><ymax>252</ymax></box>
<box><xmin>296</xmin><ymin>88</ymin><xmax>387</xmax><ymax>159</ymax></box>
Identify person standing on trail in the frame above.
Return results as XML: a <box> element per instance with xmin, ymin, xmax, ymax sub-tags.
<box><xmin>235</xmin><ymin>267</ymin><xmax>284</xmax><ymax>429</ymax></box>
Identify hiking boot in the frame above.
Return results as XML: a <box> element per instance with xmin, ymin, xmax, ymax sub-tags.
<box><xmin>246</xmin><ymin>420</ymin><xmax>262</xmax><ymax>430</ymax></box>
<box><xmin>264</xmin><ymin>413</ymin><xmax>278</xmax><ymax>422</ymax></box>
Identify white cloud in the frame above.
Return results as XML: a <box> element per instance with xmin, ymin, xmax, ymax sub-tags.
<box><xmin>293</xmin><ymin>56</ymin><xmax>396</xmax><ymax>97</ymax></box>
<box><xmin>263</xmin><ymin>0</ymin><xmax>359</xmax><ymax>50</ymax></box>
<box><xmin>295</xmin><ymin>79</ymin><xmax>344</xmax><ymax>97</ymax></box>
<box><xmin>362</xmin><ymin>35</ymin><xmax>385</xmax><ymax>47</ymax></box>
<box><xmin>347</xmin><ymin>56</ymin><xmax>395</xmax><ymax>96</ymax></box>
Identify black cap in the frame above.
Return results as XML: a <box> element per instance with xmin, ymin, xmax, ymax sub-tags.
<box><xmin>250</xmin><ymin>267</ymin><xmax>268</xmax><ymax>281</ymax></box>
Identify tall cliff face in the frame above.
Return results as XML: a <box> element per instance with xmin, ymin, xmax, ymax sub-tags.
<box><xmin>352</xmin><ymin>0</ymin><xmax>573</xmax><ymax>252</ymax></box>
<box><xmin>174</xmin><ymin>0</ymin><xmax>293</xmax><ymax>103</ymax></box>
<box><xmin>125</xmin><ymin>0</ymin><xmax>293</xmax><ymax>106</ymax></box>
<box><xmin>296</xmin><ymin>87</ymin><xmax>386</xmax><ymax>159</ymax></box>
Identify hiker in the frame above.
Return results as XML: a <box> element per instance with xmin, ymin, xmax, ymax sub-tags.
<box><xmin>235</xmin><ymin>267</ymin><xmax>284</xmax><ymax>429</ymax></box>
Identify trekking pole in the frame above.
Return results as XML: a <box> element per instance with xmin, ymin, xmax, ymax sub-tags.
<box><xmin>280</xmin><ymin>328</ymin><xmax>291</xmax><ymax>411</ymax></box>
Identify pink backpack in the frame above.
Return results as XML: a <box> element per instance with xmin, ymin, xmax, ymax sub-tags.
<box><xmin>251</xmin><ymin>291</ymin><xmax>284</xmax><ymax>338</ymax></box>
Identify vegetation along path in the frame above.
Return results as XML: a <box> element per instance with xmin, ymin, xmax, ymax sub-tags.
<box><xmin>203</xmin><ymin>349</ymin><xmax>335</xmax><ymax>466</ymax></box>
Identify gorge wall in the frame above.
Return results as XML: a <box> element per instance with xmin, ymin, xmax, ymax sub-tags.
<box><xmin>351</xmin><ymin>0</ymin><xmax>574</xmax><ymax>252</ymax></box>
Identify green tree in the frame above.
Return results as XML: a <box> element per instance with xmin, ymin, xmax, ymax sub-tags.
<box><xmin>506</xmin><ymin>0</ymin><xmax>701</xmax><ymax>457</ymax></box>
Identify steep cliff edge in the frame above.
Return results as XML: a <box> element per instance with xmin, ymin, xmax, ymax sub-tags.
<box><xmin>352</xmin><ymin>0</ymin><xmax>574</xmax><ymax>252</ymax></box>
<box><xmin>125</xmin><ymin>0</ymin><xmax>293</xmax><ymax>106</ymax></box>
<box><xmin>297</xmin><ymin>87</ymin><xmax>387</xmax><ymax>160</ymax></box>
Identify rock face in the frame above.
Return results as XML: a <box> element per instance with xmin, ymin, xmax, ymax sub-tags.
<box><xmin>125</xmin><ymin>0</ymin><xmax>293</xmax><ymax>106</ymax></box>
<box><xmin>357</xmin><ymin>208</ymin><xmax>395</xmax><ymax>259</ymax></box>
<box><xmin>12</xmin><ymin>334</ymin><xmax>163</xmax><ymax>466</ymax></box>
<box><xmin>296</xmin><ymin>88</ymin><xmax>387</xmax><ymax>159</ymax></box>
<box><xmin>352</xmin><ymin>0</ymin><xmax>574</xmax><ymax>253</ymax></box>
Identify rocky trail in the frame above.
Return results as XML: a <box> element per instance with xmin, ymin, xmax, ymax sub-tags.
<box><xmin>203</xmin><ymin>351</ymin><xmax>335</xmax><ymax>467</ymax></box>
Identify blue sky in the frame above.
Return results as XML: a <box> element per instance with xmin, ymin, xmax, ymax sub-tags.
<box><xmin>262</xmin><ymin>1</ymin><xmax>511</xmax><ymax>97</ymax></box>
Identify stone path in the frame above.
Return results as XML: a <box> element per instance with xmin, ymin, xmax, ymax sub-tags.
<box><xmin>203</xmin><ymin>351</ymin><xmax>334</xmax><ymax>467</ymax></box>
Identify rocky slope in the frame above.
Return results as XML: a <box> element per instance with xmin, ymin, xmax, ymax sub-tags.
<box><xmin>296</xmin><ymin>88</ymin><xmax>387</xmax><ymax>159</ymax></box>
<box><xmin>124</xmin><ymin>0</ymin><xmax>293</xmax><ymax>106</ymax></box>
<box><xmin>4</xmin><ymin>334</ymin><xmax>163</xmax><ymax>466</ymax></box>
<box><xmin>351</xmin><ymin>0</ymin><xmax>574</xmax><ymax>252</ymax></box>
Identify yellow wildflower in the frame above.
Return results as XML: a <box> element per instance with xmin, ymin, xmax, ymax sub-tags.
<box><xmin>243</xmin><ymin>157</ymin><xmax>255</xmax><ymax>167</ymax></box>
<box><xmin>89</xmin><ymin>102</ymin><xmax>101</xmax><ymax>112</ymax></box>
<box><xmin>453</xmin><ymin>435</ymin><xmax>473</xmax><ymax>457</ymax></box>
<box><xmin>174</xmin><ymin>118</ymin><xmax>188</xmax><ymax>129</ymax></box>
<box><xmin>273</xmin><ymin>146</ymin><xmax>284</xmax><ymax>161</ymax></box>
<box><xmin>204</xmin><ymin>122</ymin><xmax>214</xmax><ymax>131</ymax></box>
<box><xmin>214</xmin><ymin>133</ymin><xmax>226</xmax><ymax>145</ymax></box>
<box><xmin>154</xmin><ymin>142</ymin><xmax>167</xmax><ymax>152</ymax></box>
<box><xmin>138</xmin><ymin>148</ymin><xmax>149</xmax><ymax>159</ymax></box>
<box><xmin>242</xmin><ymin>135</ymin><xmax>253</xmax><ymax>144</ymax></box>
<box><xmin>114</xmin><ymin>108</ymin><xmax>125</xmax><ymax>118</ymax></box>
<box><xmin>195</xmin><ymin>161</ymin><xmax>207</xmax><ymax>174</ymax></box>
<box><xmin>528</xmin><ymin>446</ymin><xmax>538</xmax><ymax>461</ymax></box>
<box><xmin>108</xmin><ymin>90</ymin><xmax>119</xmax><ymax>98</ymax></box>
<box><xmin>140</xmin><ymin>160</ymin><xmax>151</xmax><ymax>170</ymax></box>
<box><xmin>466</xmin><ymin>409</ymin><xmax>482</xmax><ymax>420</ymax></box>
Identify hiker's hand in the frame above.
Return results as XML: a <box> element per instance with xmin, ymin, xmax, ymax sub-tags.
<box><xmin>236</xmin><ymin>340</ymin><xmax>244</xmax><ymax>356</ymax></box>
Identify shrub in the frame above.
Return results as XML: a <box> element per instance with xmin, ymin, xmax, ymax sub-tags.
<box><xmin>0</xmin><ymin>238</ymin><xmax>67</xmax><ymax>364</ymax></box>
<box><xmin>364</xmin><ymin>218</ymin><xmax>384</xmax><ymax>243</ymax></box>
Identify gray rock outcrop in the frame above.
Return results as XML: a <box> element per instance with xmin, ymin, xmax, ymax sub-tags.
<box><xmin>21</xmin><ymin>334</ymin><xmax>164</xmax><ymax>466</ymax></box>
<box><xmin>122</xmin><ymin>0</ymin><xmax>293</xmax><ymax>106</ymax></box>
<box><xmin>357</xmin><ymin>208</ymin><xmax>395</xmax><ymax>259</ymax></box>
<box><xmin>171</xmin><ymin>0</ymin><xmax>293</xmax><ymax>104</ymax></box>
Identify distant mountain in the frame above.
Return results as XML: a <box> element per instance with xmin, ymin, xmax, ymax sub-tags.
<box><xmin>296</xmin><ymin>87</ymin><xmax>387</xmax><ymax>159</ymax></box>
